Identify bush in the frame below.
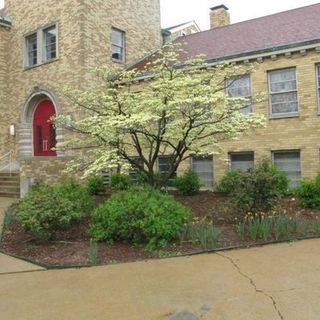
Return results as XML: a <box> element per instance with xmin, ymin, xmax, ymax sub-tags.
<box><xmin>174</xmin><ymin>170</ymin><xmax>201</xmax><ymax>196</ymax></box>
<box><xmin>216</xmin><ymin>170</ymin><xmax>242</xmax><ymax>194</ymax></box>
<box><xmin>90</xmin><ymin>187</ymin><xmax>190</xmax><ymax>249</ymax></box>
<box><xmin>87</xmin><ymin>176</ymin><xmax>106</xmax><ymax>195</ymax></box>
<box><xmin>295</xmin><ymin>173</ymin><xmax>320</xmax><ymax>209</ymax></box>
<box><xmin>16</xmin><ymin>181</ymin><xmax>94</xmax><ymax>240</ymax></box>
<box><xmin>217</xmin><ymin>160</ymin><xmax>289</xmax><ymax>215</ymax></box>
<box><xmin>110</xmin><ymin>173</ymin><xmax>132</xmax><ymax>191</ymax></box>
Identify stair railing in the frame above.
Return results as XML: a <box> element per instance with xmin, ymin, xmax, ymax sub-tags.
<box><xmin>0</xmin><ymin>150</ymin><xmax>14</xmax><ymax>175</ymax></box>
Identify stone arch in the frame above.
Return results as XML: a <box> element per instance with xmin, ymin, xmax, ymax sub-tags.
<box><xmin>19</xmin><ymin>86</ymin><xmax>64</xmax><ymax>157</ymax></box>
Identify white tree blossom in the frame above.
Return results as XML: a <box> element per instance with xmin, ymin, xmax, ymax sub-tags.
<box><xmin>57</xmin><ymin>44</ymin><xmax>265</xmax><ymax>187</ymax></box>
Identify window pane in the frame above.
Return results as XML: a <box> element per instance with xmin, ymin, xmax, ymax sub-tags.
<box><xmin>111</xmin><ymin>29</ymin><xmax>123</xmax><ymax>46</ymax></box>
<box><xmin>44</xmin><ymin>26</ymin><xmax>57</xmax><ymax>60</ymax></box>
<box><xmin>269</xmin><ymin>68</ymin><xmax>296</xmax><ymax>93</ymax></box>
<box><xmin>273</xmin><ymin>151</ymin><xmax>301</xmax><ymax>189</ymax></box>
<box><xmin>111</xmin><ymin>45</ymin><xmax>123</xmax><ymax>61</ymax></box>
<box><xmin>230</xmin><ymin>152</ymin><xmax>254</xmax><ymax>172</ymax></box>
<box><xmin>158</xmin><ymin>156</ymin><xmax>176</xmax><ymax>186</ymax></box>
<box><xmin>227</xmin><ymin>75</ymin><xmax>252</xmax><ymax>114</ymax></box>
<box><xmin>192</xmin><ymin>156</ymin><xmax>213</xmax><ymax>188</ymax></box>
<box><xmin>26</xmin><ymin>33</ymin><xmax>37</xmax><ymax>66</ymax></box>
<box><xmin>129</xmin><ymin>157</ymin><xmax>143</xmax><ymax>183</ymax></box>
<box><xmin>271</xmin><ymin>92</ymin><xmax>298</xmax><ymax>114</ymax></box>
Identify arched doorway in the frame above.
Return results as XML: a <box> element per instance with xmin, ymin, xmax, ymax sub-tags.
<box><xmin>33</xmin><ymin>99</ymin><xmax>57</xmax><ymax>156</ymax></box>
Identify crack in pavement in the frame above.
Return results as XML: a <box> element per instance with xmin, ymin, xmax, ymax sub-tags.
<box><xmin>216</xmin><ymin>252</ymin><xmax>284</xmax><ymax>320</ymax></box>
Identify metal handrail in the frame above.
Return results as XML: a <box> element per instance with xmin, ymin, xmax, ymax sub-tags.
<box><xmin>0</xmin><ymin>150</ymin><xmax>14</xmax><ymax>175</ymax></box>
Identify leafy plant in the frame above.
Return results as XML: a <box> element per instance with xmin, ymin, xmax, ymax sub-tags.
<box><xmin>174</xmin><ymin>170</ymin><xmax>201</xmax><ymax>196</ymax></box>
<box><xmin>217</xmin><ymin>160</ymin><xmax>289</xmax><ymax>216</ymax></box>
<box><xmin>235</xmin><ymin>221</ymin><xmax>246</xmax><ymax>241</ymax></box>
<box><xmin>217</xmin><ymin>170</ymin><xmax>242</xmax><ymax>194</ymax></box>
<box><xmin>16</xmin><ymin>181</ymin><xmax>94</xmax><ymax>240</ymax></box>
<box><xmin>110</xmin><ymin>173</ymin><xmax>132</xmax><ymax>191</ymax></box>
<box><xmin>88</xmin><ymin>241</ymin><xmax>99</xmax><ymax>265</ymax></box>
<box><xmin>180</xmin><ymin>219</ymin><xmax>220</xmax><ymax>250</ymax></box>
<box><xmin>90</xmin><ymin>187</ymin><xmax>190</xmax><ymax>249</ymax></box>
<box><xmin>87</xmin><ymin>176</ymin><xmax>105</xmax><ymax>195</ymax></box>
<box><xmin>295</xmin><ymin>173</ymin><xmax>320</xmax><ymax>209</ymax></box>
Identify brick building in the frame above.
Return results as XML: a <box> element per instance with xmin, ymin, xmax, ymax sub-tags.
<box><xmin>133</xmin><ymin>4</ymin><xmax>320</xmax><ymax>190</ymax></box>
<box><xmin>0</xmin><ymin>2</ymin><xmax>320</xmax><ymax>196</ymax></box>
<box><xmin>0</xmin><ymin>0</ymin><xmax>162</xmax><ymax>196</ymax></box>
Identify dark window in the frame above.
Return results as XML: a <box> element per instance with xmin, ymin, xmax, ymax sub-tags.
<box><xmin>192</xmin><ymin>156</ymin><xmax>213</xmax><ymax>188</ymax></box>
<box><xmin>273</xmin><ymin>150</ymin><xmax>301</xmax><ymax>189</ymax></box>
<box><xmin>158</xmin><ymin>156</ymin><xmax>176</xmax><ymax>186</ymax></box>
<box><xmin>129</xmin><ymin>157</ymin><xmax>144</xmax><ymax>183</ymax></box>
<box><xmin>44</xmin><ymin>25</ymin><xmax>57</xmax><ymax>61</ymax></box>
<box><xmin>229</xmin><ymin>152</ymin><xmax>254</xmax><ymax>172</ymax></box>
<box><xmin>26</xmin><ymin>33</ymin><xmax>37</xmax><ymax>66</ymax></box>
<box><xmin>111</xmin><ymin>28</ymin><xmax>125</xmax><ymax>62</ymax></box>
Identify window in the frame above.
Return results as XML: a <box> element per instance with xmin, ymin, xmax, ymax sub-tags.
<box><xmin>24</xmin><ymin>24</ymin><xmax>58</xmax><ymax>68</ymax></box>
<box><xmin>158</xmin><ymin>156</ymin><xmax>176</xmax><ymax>186</ymax></box>
<box><xmin>192</xmin><ymin>156</ymin><xmax>213</xmax><ymax>188</ymax></box>
<box><xmin>229</xmin><ymin>152</ymin><xmax>254</xmax><ymax>172</ymax></box>
<box><xmin>44</xmin><ymin>25</ymin><xmax>57</xmax><ymax>61</ymax></box>
<box><xmin>111</xmin><ymin>28</ymin><xmax>125</xmax><ymax>62</ymax></box>
<box><xmin>227</xmin><ymin>75</ymin><xmax>252</xmax><ymax>114</ymax></box>
<box><xmin>26</xmin><ymin>33</ymin><xmax>38</xmax><ymax>67</ymax></box>
<box><xmin>129</xmin><ymin>157</ymin><xmax>143</xmax><ymax>183</ymax></box>
<box><xmin>273</xmin><ymin>151</ymin><xmax>301</xmax><ymax>189</ymax></box>
<box><xmin>268</xmin><ymin>68</ymin><xmax>298</xmax><ymax>117</ymax></box>
<box><xmin>316</xmin><ymin>65</ymin><xmax>320</xmax><ymax>112</ymax></box>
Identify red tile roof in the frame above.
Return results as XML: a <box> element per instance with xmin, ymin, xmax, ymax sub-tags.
<box><xmin>131</xmin><ymin>3</ymin><xmax>320</xmax><ymax>70</ymax></box>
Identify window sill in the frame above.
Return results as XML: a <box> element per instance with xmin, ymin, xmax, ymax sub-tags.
<box><xmin>269</xmin><ymin>113</ymin><xmax>299</xmax><ymax>120</ymax></box>
<box><xmin>23</xmin><ymin>57</ymin><xmax>59</xmax><ymax>71</ymax></box>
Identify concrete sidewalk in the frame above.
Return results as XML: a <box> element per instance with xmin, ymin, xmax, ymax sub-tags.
<box><xmin>1</xmin><ymin>239</ymin><xmax>320</xmax><ymax>320</ymax></box>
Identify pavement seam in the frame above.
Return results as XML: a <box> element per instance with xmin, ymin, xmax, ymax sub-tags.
<box><xmin>0</xmin><ymin>268</ymin><xmax>46</xmax><ymax>276</ymax></box>
<box><xmin>216</xmin><ymin>252</ymin><xmax>284</xmax><ymax>320</ymax></box>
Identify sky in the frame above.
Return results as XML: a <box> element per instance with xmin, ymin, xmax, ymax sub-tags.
<box><xmin>0</xmin><ymin>0</ymin><xmax>319</xmax><ymax>30</ymax></box>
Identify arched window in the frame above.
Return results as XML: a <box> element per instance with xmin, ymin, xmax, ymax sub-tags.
<box><xmin>33</xmin><ymin>99</ymin><xmax>57</xmax><ymax>157</ymax></box>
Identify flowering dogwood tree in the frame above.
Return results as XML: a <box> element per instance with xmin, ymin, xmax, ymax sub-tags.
<box><xmin>58</xmin><ymin>45</ymin><xmax>265</xmax><ymax>187</ymax></box>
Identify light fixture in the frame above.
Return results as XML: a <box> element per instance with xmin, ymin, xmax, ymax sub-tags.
<box><xmin>9</xmin><ymin>124</ymin><xmax>15</xmax><ymax>136</ymax></box>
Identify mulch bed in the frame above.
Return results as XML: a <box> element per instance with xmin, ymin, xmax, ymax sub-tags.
<box><xmin>1</xmin><ymin>192</ymin><xmax>319</xmax><ymax>267</ymax></box>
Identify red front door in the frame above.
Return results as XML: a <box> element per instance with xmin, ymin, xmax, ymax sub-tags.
<box><xmin>33</xmin><ymin>100</ymin><xmax>57</xmax><ymax>157</ymax></box>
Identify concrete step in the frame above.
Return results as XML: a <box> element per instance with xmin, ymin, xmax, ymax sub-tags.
<box><xmin>0</xmin><ymin>192</ymin><xmax>20</xmax><ymax>198</ymax></box>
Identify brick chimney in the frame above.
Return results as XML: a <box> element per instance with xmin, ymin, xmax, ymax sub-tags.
<box><xmin>210</xmin><ymin>5</ymin><xmax>230</xmax><ymax>29</ymax></box>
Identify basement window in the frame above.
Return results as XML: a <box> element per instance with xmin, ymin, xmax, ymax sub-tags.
<box><xmin>229</xmin><ymin>152</ymin><xmax>254</xmax><ymax>172</ymax></box>
<box><xmin>272</xmin><ymin>150</ymin><xmax>301</xmax><ymax>189</ymax></box>
<box><xmin>111</xmin><ymin>28</ymin><xmax>125</xmax><ymax>63</ymax></box>
<box><xmin>191</xmin><ymin>156</ymin><xmax>214</xmax><ymax>188</ymax></box>
<box><xmin>158</xmin><ymin>156</ymin><xmax>176</xmax><ymax>186</ymax></box>
<box><xmin>268</xmin><ymin>68</ymin><xmax>299</xmax><ymax>118</ymax></box>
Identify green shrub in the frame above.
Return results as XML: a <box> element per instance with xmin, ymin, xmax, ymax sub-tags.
<box><xmin>216</xmin><ymin>170</ymin><xmax>242</xmax><ymax>194</ymax></box>
<box><xmin>87</xmin><ymin>176</ymin><xmax>106</xmax><ymax>195</ymax></box>
<box><xmin>110</xmin><ymin>173</ymin><xmax>132</xmax><ymax>191</ymax></box>
<box><xmin>217</xmin><ymin>161</ymin><xmax>289</xmax><ymax>215</ymax></box>
<box><xmin>16</xmin><ymin>181</ymin><xmax>94</xmax><ymax>240</ymax></box>
<box><xmin>174</xmin><ymin>170</ymin><xmax>201</xmax><ymax>196</ymax></box>
<box><xmin>295</xmin><ymin>173</ymin><xmax>320</xmax><ymax>209</ymax></box>
<box><xmin>90</xmin><ymin>187</ymin><xmax>190</xmax><ymax>249</ymax></box>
